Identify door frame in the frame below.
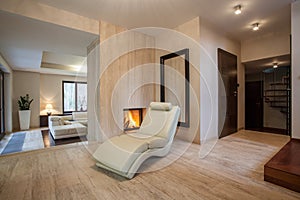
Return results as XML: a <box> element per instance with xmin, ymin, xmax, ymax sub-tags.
<box><xmin>217</xmin><ymin>48</ymin><xmax>238</xmax><ymax>138</ymax></box>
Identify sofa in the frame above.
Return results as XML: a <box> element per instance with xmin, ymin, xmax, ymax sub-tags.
<box><xmin>48</xmin><ymin>112</ymin><xmax>87</xmax><ymax>140</ymax></box>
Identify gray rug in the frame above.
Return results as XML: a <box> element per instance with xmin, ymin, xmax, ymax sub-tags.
<box><xmin>0</xmin><ymin>130</ymin><xmax>44</xmax><ymax>155</ymax></box>
<box><xmin>1</xmin><ymin>132</ymin><xmax>26</xmax><ymax>155</ymax></box>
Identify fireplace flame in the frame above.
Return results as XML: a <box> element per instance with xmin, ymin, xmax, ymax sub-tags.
<box><xmin>124</xmin><ymin>110</ymin><xmax>140</xmax><ymax>130</ymax></box>
<box><xmin>129</xmin><ymin>111</ymin><xmax>137</xmax><ymax>128</ymax></box>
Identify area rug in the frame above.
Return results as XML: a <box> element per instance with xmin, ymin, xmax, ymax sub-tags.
<box><xmin>0</xmin><ymin>130</ymin><xmax>44</xmax><ymax>155</ymax></box>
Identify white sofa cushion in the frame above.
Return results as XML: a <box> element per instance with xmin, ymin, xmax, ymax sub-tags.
<box><xmin>72</xmin><ymin>112</ymin><xmax>87</xmax><ymax>120</ymax></box>
<box><xmin>49</xmin><ymin>116</ymin><xmax>63</xmax><ymax>126</ymax></box>
<box><xmin>50</xmin><ymin>123</ymin><xmax>87</xmax><ymax>136</ymax></box>
<box><xmin>60</xmin><ymin>115</ymin><xmax>72</xmax><ymax>124</ymax></box>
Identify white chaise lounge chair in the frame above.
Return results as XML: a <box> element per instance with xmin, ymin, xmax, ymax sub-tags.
<box><xmin>93</xmin><ymin>102</ymin><xmax>180</xmax><ymax>179</ymax></box>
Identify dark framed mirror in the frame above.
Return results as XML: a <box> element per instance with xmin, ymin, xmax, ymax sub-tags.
<box><xmin>160</xmin><ymin>48</ymin><xmax>190</xmax><ymax>127</ymax></box>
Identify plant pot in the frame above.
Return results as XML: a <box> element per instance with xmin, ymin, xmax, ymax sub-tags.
<box><xmin>19</xmin><ymin>110</ymin><xmax>31</xmax><ymax>130</ymax></box>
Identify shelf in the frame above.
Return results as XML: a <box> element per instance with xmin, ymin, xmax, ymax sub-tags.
<box><xmin>270</xmin><ymin>82</ymin><xmax>288</xmax><ymax>86</ymax></box>
<box><xmin>266</xmin><ymin>100</ymin><xmax>287</xmax><ymax>103</ymax></box>
<box><xmin>269</xmin><ymin>105</ymin><xmax>287</xmax><ymax>108</ymax></box>
<box><xmin>264</xmin><ymin>95</ymin><xmax>287</xmax><ymax>98</ymax></box>
<box><xmin>265</xmin><ymin>89</ymin><xmax>289</xmax><ymax>92</ymax></box>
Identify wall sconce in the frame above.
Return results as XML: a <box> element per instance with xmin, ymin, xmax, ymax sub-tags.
<box><xmin>234</xmin><ymin>5</ymin><xmax>242</xmax><ymax>15</ymax></box>
<box><xmin>252</xmin><ymin>23</ymin><xmax>260</xmax><ymax>31</ymax></box>
<box><xmin>46</xmin><ymin>103</ymin><xmax>53</xmax><ymax>115</ymax></box>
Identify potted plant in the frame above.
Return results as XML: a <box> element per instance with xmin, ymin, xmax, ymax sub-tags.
<box><xmin>18</xmin><ymin>94</ymin><xmax>33</xmax><ymax>130</ymax></box>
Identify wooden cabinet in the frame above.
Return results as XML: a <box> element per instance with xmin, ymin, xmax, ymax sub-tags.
<box><xmin>40</xmin><ymin>115</ymin><xmax>49</xmax><ymax>127</ymax></box>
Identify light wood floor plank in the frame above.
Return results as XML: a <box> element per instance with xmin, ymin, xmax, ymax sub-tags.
<box><xmin>0</xmin><ymin>130</ymin><xmax>299</xmax><ymax>200</ymax></box>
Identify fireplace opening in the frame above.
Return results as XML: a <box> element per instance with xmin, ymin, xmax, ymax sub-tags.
<box><xmin>123</xmin><ymin>108</ymin><xmax>146</xmax><ymax>131</ymax></box>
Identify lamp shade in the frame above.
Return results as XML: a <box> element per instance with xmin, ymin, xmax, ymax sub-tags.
<box><xmin>46</xmin><ymin>103</ymin><xmax>53</xmax><ymax>110</ymax></box>
<box><xmin>234</xmin><ymin>5</ymin><xmax>242</xmax><ymax>15</ymax></box>
<box><xmin>252</xmin><ymin>23</ymin><xmax>260</xmax><ymax>31</ymax></box>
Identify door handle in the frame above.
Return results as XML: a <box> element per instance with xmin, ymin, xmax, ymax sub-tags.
<box><xmin>233</xmin><ymin>91</ymin><xmax>237</xmax><ymax>96</ymax></box>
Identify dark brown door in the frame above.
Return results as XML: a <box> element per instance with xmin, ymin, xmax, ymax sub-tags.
<box><xmin>218</xmin><ymin>48</ymin><xmax>238</xmax><ymax>138</ymax></box>
<box><xmin>245</xmin><ymin>81</ymin><xmax>263</xmax><ymax>130</ymax></box>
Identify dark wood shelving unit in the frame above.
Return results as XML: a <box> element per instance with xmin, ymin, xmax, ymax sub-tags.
<box><xmin>263</xmin><ymin>69</ymin><xmax>291</xmax><ymax>136</ymax></box>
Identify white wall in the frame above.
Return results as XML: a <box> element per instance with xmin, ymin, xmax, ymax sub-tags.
<box><xmin>87</xmin><ymin>21</ymin><xmax>157</xmax><ymax>142</ymax></box>
<box><xmin>154</xmin><ymin>17</ymin><xmax>201</xmax><ymax>143</ymax></box>
<box><xmin>87</xmin><ymin>41</ymin><xmax>101</xmax><ymax>141</ymax></box>
<box><xmin>13</xmin><ymin>71</ymin><xmax>40</xmax><ymax>130</ymax></box>
<box><xmin>200</xmin><ymin>19</ymin><xmax>243</xmax><ymax>142</ymax></box>
<box><xmin>241</xmin><ymin>32</ymin><xmax>290</xmax><ymax>62</ymax></box>
<box><xmin>40</xmin><ymin>73</ymin><xmax>86</xmax><ymax>115</ymax></box>
<box><xmin>0</xmin><ymin>0</ymin><xmax>99</xmax><ymax>35</ymax></box>
<box><xmin>292</xmin><ymin>1</ymin><xmax>300</xmax><ymax>139</ymax></box>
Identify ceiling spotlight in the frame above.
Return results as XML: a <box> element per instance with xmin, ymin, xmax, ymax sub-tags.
<box><xmin>234</xmin><ymin>5</ymin><xmax>242</xmax><ymax>15</ymax></box>
<box><xmin>273</xmin><ymin>63</ymin><xmax>278</xmax><ymax>68</ymax></box>
<box><xmin>252</xmin><ymin>23</ymin><xmax>260</xmax><ymax>31</ymax></box>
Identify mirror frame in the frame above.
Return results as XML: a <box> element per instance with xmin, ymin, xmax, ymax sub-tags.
<box><xmin>160</xmin><ymin>48</ymin><xmax>190</xmax><ymax>127</ymax></box>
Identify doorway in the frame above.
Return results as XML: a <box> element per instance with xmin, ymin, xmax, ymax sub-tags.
<box><xmin>244</xmin><ymin>55</ymin><xmax>291</xmax><ymax>136</ymax></box>
<box><xmin>245</xmin><ymin>81</ymin><xmax>263</xmax><ymax>130</ymax></box>
<box><xmin>218</xmin><ymin>48</ymin><xmax>238</xmax><ymax>138</ymax></box>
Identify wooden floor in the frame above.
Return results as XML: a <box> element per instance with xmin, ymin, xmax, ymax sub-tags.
<box><xmin>264</xmin><ymin>139</ymin><xmax>300</xmax><ymax>192</ymax></box>
<box><xmin>0</xmin><ymin>130</ymin><xmax>300</xmax><ymax>199</ymax></box>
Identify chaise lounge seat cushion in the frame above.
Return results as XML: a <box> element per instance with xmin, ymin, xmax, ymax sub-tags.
<box><xmin>93</xmin><ymin>134</ymin><xmax>168</xmax><ymax>173</ymax></box>
<box><xmin>124</xmin><ymin>133</ymin><xmax>168</xmax><ymax>148</ymax></box>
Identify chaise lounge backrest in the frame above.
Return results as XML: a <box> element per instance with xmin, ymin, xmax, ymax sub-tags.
<box><xmin>137</xmin><ymin>102</ymin><xmax>180</xmax><ymax>140</ymax></box>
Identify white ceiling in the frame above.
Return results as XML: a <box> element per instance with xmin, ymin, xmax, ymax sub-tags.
<box><xmin>0</xmin><ymin>0</ymin><xmax>294</xmax><ymax>74</ymax></box>
<box><xmin>37</xmin><ymin>0</ymin><xmax>293</xmax><ymax>41</ymax></box>
<box><xmin>244</xmin><ymin>54</ymin><xmax>291</xmax><ymax>74</ymax></box>
<box><xmin>0</xmin><ymin>10</ymin><xmax>97</xmax><ymax>73</ymax></box>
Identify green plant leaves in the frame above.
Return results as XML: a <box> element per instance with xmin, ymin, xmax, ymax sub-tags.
<box><xmin>18</xmin><ymin>94</ymin><xmax>33</xmax><ymax>110</ymax></box>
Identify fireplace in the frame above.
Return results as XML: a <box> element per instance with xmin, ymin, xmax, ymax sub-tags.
<box><xmin>123</xmin><ymin>108</ymin><xmax>146</xmax><ymax>131</ymax></box>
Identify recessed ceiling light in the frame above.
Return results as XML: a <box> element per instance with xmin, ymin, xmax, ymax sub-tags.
<box><xmin>234</xmin><ymin>5</ymin><xmax>242</xmax><ymax>15</ymax></box>
<box><xmin>252</xmin><ymin>23</ymin><xmax>260</xmax><ymax>31</ymax></box>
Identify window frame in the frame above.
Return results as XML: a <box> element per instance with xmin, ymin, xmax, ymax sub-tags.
<box><xmin>62</xmin><ymin>81</ymin><xmax>87</xmax><ymax>114</ymax></box>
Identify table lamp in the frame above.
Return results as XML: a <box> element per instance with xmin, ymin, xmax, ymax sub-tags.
<box><xmin>46</xmin><ymin>103</ymin><xmax>53</xmax><ymax>115</ymax></box>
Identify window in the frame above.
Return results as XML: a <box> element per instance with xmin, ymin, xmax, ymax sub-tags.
<box><xmin>63</xmin><ymin>81</ymin><xmax>87</xmax><ymax>113</ymax></box>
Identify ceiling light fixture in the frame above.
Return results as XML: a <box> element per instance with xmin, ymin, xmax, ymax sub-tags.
<box><xmin>273</xmin><ymin>63</ymin><xmax>278</xmax><ymax>68</ymax></box>
<box><xmin>234</xmin><ymin>5</ymin><xmax>242</xmax><ymax>15</ymax></box>
<box><xmin>252</xmin><ymin>23</ymin><xmax>260</xmax><ymax>31</ymax></box>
